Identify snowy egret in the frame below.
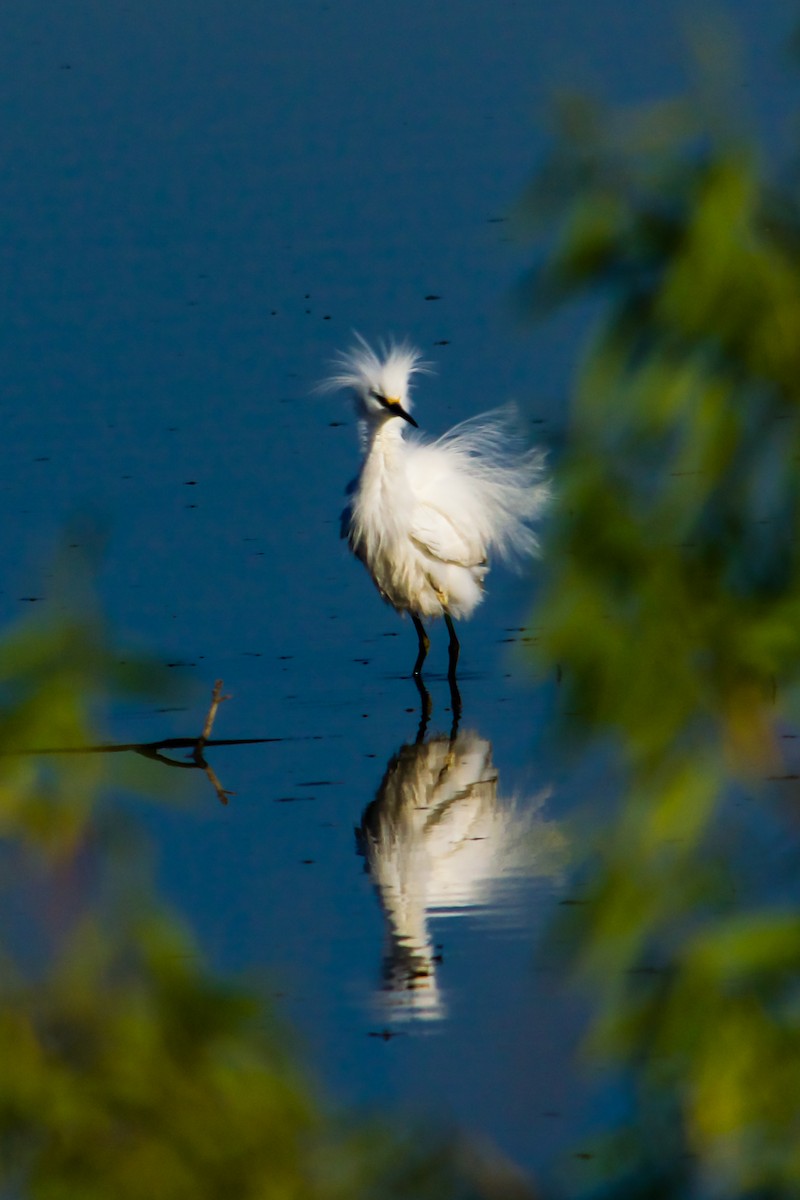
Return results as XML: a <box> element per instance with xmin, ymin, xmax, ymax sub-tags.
<box><xmin>322</xmin><ymin>336</ymin><xmax>549</xmax><ymax>679</ymax></box>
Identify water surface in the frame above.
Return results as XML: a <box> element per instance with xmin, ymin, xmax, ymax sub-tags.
<box><xmin>0</xmin><ymin>0</ymin><xmax>794</xmax><ymax>1184</ymax></box>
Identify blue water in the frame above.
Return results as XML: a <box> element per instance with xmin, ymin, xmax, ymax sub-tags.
<box><xmin>0</xmin><ymin>0</ymin><xmax>794</xmax><ymax>1186</ymax></box>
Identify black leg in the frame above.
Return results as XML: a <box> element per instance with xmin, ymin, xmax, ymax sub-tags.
<box><xmin>447</xmin><ymin>673</ymin><xmax>462</xmax><ymax>733</ymax></box>
<box><xmin>412</xmin><ymin>672</ymin><xmax>433</xmax><ymax>742</ymax></box>
<box><xmin>444</xmin><ymin>612</ymin><xmax>460</xmax><ymax>681</ymax></box>
<box><xmin>411</xmin><ymin>613</ymin><xmax>430</xmax><ymax>677</ymax></box>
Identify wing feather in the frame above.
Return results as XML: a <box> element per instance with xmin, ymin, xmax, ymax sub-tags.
<box><xmin>409</xmin><ymin>502</ymin><xmax>485</xmax><ymax>568</ymax></box>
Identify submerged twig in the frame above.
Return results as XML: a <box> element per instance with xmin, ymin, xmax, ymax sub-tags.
<box><xmin>190</xmin><ymin>680</ymin><xmax>234</xmax><ymax>804</ymax></box>
<box><xmin>0</xmin><ymin>680</ymin><xmax>279</xmax><ymax>806</ymax></box>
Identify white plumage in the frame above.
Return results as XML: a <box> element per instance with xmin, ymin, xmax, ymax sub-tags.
<box><xmin>323</xmin><ymin>336</ymin><xmax>549</xmax><ymax>678</ymax></box>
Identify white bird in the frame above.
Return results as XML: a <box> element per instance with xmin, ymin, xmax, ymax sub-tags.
<box><xmin>322</xmin><ymin>336</ymin><xmax>549</xmax><ymax>679</ymax></box>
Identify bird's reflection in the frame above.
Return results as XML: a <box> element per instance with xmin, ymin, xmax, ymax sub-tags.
<box><xmin>356</xmin><ymin>695</ymin><xmax>559</xmax><ymax>1022</ymax></box>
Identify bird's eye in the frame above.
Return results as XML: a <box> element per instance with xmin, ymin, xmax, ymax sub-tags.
<box><xmin>369</xmin><ymin>389</ymin><xmax>386</xmax><ymax>402</ymax></box>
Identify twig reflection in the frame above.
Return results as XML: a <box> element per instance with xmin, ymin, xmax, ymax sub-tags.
<box><xmin>0</xmin><ymin>680</ymin><xmax>283</xmax><ymax>806</ymax></box>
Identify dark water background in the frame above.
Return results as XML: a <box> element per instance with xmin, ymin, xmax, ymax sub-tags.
<box><xmin>0</xmin><ymin>0</ymin><xmax>794</xmax><ymax>1184</ymax></box>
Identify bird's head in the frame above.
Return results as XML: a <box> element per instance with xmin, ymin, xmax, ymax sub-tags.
<box><xmin>321</xmin><ymin>335</ymin><xmax>427</xmax><ymax>429</ymax></box>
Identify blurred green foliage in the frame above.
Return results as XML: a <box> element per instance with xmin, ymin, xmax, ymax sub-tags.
<box><xmin>523</xmin><ymin>79</ymin><xmax>800</xmax><ymax>1197</ymax></box>
<box><xmin>0</xmin><ymin>592</ymin><xmax>531</xmax><ymax>1200</ymax></box>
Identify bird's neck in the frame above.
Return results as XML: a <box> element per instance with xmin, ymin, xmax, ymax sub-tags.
<box><xmin>359</xmin><ymin>418</ymin><xmax>407</xmax><ymax>461</ymax></box>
